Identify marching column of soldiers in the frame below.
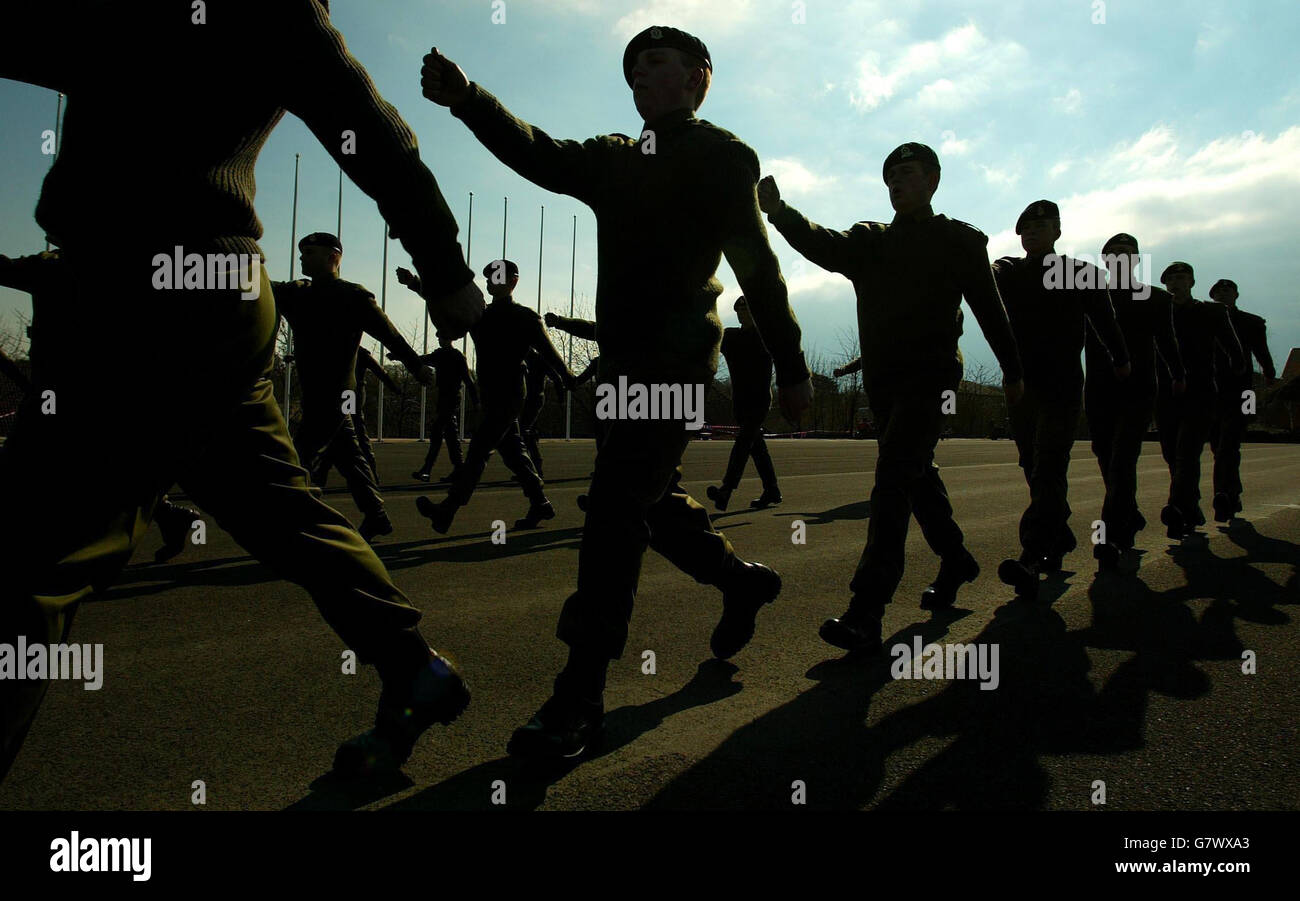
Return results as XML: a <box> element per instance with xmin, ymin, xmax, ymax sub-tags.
<box><xmin>0</xmin><ymin>7</ymin><xmax>1283</xmax><ymax>783</ymax></box>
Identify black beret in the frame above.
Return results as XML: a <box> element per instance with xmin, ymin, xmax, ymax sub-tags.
<box><xmin>1160</xmin><ymin>261</ymin><xmax>1194</xmax><ymax>283</ymax></box>
<box><xmin>1102</xmin><ymin>233</ymin><xmax>1139</xmax><ymax>254</ymax></box>
<box><xmin>1209</xmin><ymin>278</ymin><xmax>1238</xmax><ymax>299</ymax></box>
<box><xmin>299</xmin><ymin>232</ymin><xmax>341</xmax><ymax>252</ymax></box>
<box><xmin>623</xmin><ymin>27</ymin><xmax>712</xmax><ymax>87</ymax></box>
<box><xmin>1015</xmin><ymin>200</ymin><xmax>1060</xmax><ymax>234</ymax></box>
<box><xmin>733</xmin><ymin>296</ymin><xmax>748</xmax><ymax>311</ymax></box>
<box><xmin>482</xmin><ymin>259</ymin><xmax>520</xmax><ymax>280</ymax></box>
<box><xmin>882</xmin><ymin>143</ymin><xmax>940</xmax><ymax>181</ymax></box>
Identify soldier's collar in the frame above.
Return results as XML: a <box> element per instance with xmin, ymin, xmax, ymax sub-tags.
<box><xmin>641</xmin><ymin>107</ymin><xmax>696</xmax><ymax>136</ymax></box>
<box><xmin>890</xmin><ymin>204</ymin><xmax>935</xmax><ymax>227</ymax></box>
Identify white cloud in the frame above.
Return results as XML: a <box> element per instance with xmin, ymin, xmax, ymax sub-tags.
<box><xmin>940</xmin><ymin>132</ymin><xmax>971</xmax><ymax>156</ymax></box>
<box><xmin>765</xmin><ymin>158</ymin><xmax>837</xmax><ymax>197</ymax></box>
<box><xmin>980</xmin><ymin>165</ymin><xmax>1020</xmax><ymax>188</ymax></box>
<box><xmin>990</xmin><ymin>126</ymin><xmax>1300</xmax><ymax>263</ymax></box>
<box><xmin>1049</xmin><ymin>160</ymin><xmax>1072</xmax><ymax>178</ymax></box>
<box><xmin>849</xmin><ymin>22</ymin><xmax>1029</xmax><ymax>113</ymax></box>
<box><xmin>610</xmin><ymin>0</ymin><xmax>757</xmax><ymax>38</ymax></box>
<box><xmin>1053</xmin><ymin>88</ymin><xmax>1083</xmax><ymax>115</ymax></box>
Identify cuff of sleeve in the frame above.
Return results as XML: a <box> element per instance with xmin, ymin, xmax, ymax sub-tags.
<box><xmin>774</xmin><ymin>351</ymin><xmax>811</xmax><ymax>388</ymax></box>
<box><xmin>410</xmin><ymin>247</ymin><xmax>475</xmax><ymax>300</ymax></box>
<box><xmin>450</xmin><ymin>82</ymin><xmax>489</xmax><ymax>122</ymax></box>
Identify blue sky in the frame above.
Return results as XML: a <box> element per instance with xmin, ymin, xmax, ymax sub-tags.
<box><xmin>2</xmin><ymin>0</ymin><xmax>1297</xmax><ymax>378</ymax></box>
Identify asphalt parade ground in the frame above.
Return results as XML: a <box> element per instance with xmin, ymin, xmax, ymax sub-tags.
<box><xmin>2</xmin><ymin>437</ymin><xmax>1297</xmax><ymax>812</ymax></box>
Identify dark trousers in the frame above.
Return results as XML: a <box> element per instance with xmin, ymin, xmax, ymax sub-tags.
<box><xmin>721</xmin><ymin>416</ymin><xmax>778</xmax><ymax>492</ymax></box>
<box><xmin>353</xmin><ymin>408</ymin><xmax>378</xmax><ymax>481</ymax></box>
<box><xmin>1155</xmin><ymin>390</ymin><xmax>1216</xmax><ymax>523</ymax></box>
<box><xmin>849</xmin><ymin>385</ymin><xmax>965</xmax><ymax>603</ymax></box>
<box><xmin>448</xmin><ymin>387</ymin><xmax>544</xmax><ymax>506</ymax></box>
<box><xmin>557</xmin><ymin>417</ymin><xmax>734</xmax><ymax>659</ymax></box>
<box><xmin>519</xmin><ymin>388</ymin><xmax>545</xmax><ymax>475</ymax></box>
<box><xmin>0</xmin><ymin>264</ymin><xmax>428</xmax><ymax>782</ymax></box>
<box><xmin>296</xmin><ymin>412</ymin><xmax>384</xmax><ymax>517</ymax></box>
<box><xmin>1086</xmin><ymin>389</ymin><xmax>1153</xmax><ymax>548</ymax></box>
<box><xmin>419</xmin><ymin>400</ymin><xmax>463</xmax><ymax>473</ymax></box>
<box><xmin>1009</xmin><ymin>389</ymin><xmax>1081</xmax><ymax>558</ymax></box>
<box><xmin>1210</xmin><ymin>399</ymin><xmax>1248</xmax><ymax>500</ymax></box>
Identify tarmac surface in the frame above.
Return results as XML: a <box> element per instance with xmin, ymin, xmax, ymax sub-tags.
<box><xmin>2</xmin><ymin>437</ymin><xmax>1297</xmax><ymax>811</ymax></box>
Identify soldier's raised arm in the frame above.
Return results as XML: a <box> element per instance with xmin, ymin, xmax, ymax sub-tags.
<box><xmin>761</xmin><ymin>177</ymin><xmax>867</xmax><ymax>278</ymax></box>
<box><xmin>356</xmin><ymin>291</ymin><xmax>430</xmax><ymax>382</ymax></box>
<box><xmin>954</xmin><ymin>230</ymin><xmax>1023</xmax><ymax>389</ymax></box>
<box><xmin>527</xmin><ymin>314</ymin><xmax>576</xmax><ymax>391</ymax></box>
<box><xmin>425</xmin><ymin>49</ymin><xmax>609</xmax><ymax>204</ymax></box>
<box><xmin>267</xmin><ymin>4</ymin><xmax>477</xmax><ymax>327</ymax></box>
<box><xmin>545</xmin><ymin>312</ymin><xmax>597</xmax><ymax>341</ymax></box>
<box><xmin>718</xmin><ymin>148</ymin><xmax>809</xmax><ymax>394</ymax></box>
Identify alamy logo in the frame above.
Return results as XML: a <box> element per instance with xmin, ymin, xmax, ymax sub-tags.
<box><xmin>50</xmin><ymin>832</ymin><xmax>151</xmax><ymax>882</ymax></box>
<box><xmin>890</xmin><ymin>637</ymin><xmax>1000</xmax><ymax>690</ymax></box>
<box><xmin>0</xmin><ymin>638</ymin><xmax>103</xmax><ymax>690</ymax></box>
<box><xmin>151</xmin><ymin>246</ymin><xmax>261</xmax><ymax>299</ymax></box>
<box><xmin>595</xmin><ymin>376</ymin><xmax>706</xmax><ymax>430</ymax></box>
<box><xmin>1041</xmin><ymin>252</ymin><xmax>1152</xmax><ymax>299</ymax></box>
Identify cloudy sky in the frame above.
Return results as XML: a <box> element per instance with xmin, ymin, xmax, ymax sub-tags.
<box><xmin>1</xmin><ymin>0</ymin><xmax>1296</xmax><ymax>378</ymax></box>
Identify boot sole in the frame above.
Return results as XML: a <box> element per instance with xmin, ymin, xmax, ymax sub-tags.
<box><xmin>997</xmin><ymin>558</ymin><xmax>1040</xmax><ymax>600</ymax></box>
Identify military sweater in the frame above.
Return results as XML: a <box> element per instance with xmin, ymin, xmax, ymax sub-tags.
<box><xmin>1157</xmin><ymin>298</ymin><xmax>1244</xmax><ymax>396</ymax></box>
<box><xmin>1085</xmin><ymin>281</ymin><xmax>1183</xmax><ymax>401</ymax></box>
<box><xmin>721</xmin><ymin>327</ymin><xmax>773</xmax><ymax>418</ymax></box>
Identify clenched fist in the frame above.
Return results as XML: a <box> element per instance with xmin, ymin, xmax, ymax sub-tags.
<box><xmin>421</xmin><ymin>47</ymin><xmax>471</xmax><ymax>107</ymax></box>
<box><xmin>757</xmin><ymin>175</ymin><xmax>783</xmax><ymax>216</ymax></box>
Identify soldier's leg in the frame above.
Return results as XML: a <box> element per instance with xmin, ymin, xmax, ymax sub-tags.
<box><xmin>443</xmin><ymin>412</ymin><xmax>464</xmax><ymax>469</ymax></box>
<box><xmin>645</xmin><ymin>467</ymin><xmax>734</xmax><ymax>582</ymax></box>
<box><xmin>910</xmin><ymin>463</ymin><xmax>966</xmax><ymax>559</ymax></box>
<box><xmin>1172</xmin><ymin>399</ymin><xmax>1214</xmax><ymax>524</ymax></box>
<box><xmin>0</xmin><ymin>389</ymin><xmax>166</xmax><ymax>782</ymax></box>
<box><xmin>1087</xmin><ymin>394</ymin><xmax>1118</xmax><ymax>487</ymax></box>
<box><xmin>1211</xmin><ymin>404</ymin><xmax>1245</xmax><ymax>503</ymax></box>
<box><xmin>446</xmin><ymin>398</ymin><xmax>523</xmax><ymax>507</ymax></box>
<box><xmin>176</xmin><ymin>377</ymin><xmax>428</xmax><ymax>675</ymax></box>
<box><xmin>353</xmin><ymin>411</ymin><xmax>379</xmax><ymax>482</ymax></box>
<box><xmin>497</xmin><ymin>421</ymin><xmax>547</xmax><ymax>504</ymax></box>
<box><xmin>330</xmin><ymin>416</ymin><xmax>386</xmax><ymax>519</ymax></box>
<box><xmin>848</xmin><ymin>388</ymin><xmax>947</xmax><ymax>604</ymax></box>
<box><xmin>750</xmin><ymin>433</ymin><xmax>779</xmax><ymax>493</ymax></box>
<box><xmin>721</xmin><ymin>420</ymin><xmax>761</xmax><ymax>489</ymax></box>
<box><xmin>1155</xmin><ymin>395</ymin><xmax>1179</xmax><ymax>479</ymax></box>
<box><xmin>1107</xmin><ymin>398</ymin><xmax>1152</xmax><ymax>547</ymax></box>
<box><xmin>1024</xmin><ymin>401</ymin><xmax>1080</xmax><ymax>560</ymax></box>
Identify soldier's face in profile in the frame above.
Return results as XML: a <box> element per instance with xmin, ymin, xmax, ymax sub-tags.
<box><xmin>300</xmin><ymin>245</ymin><xmax>339</xmax><ymax>279</ymax></box>
<box><xmin>485</xmin><ymin>273</ymin><xmax>519</xmax><ymax>298</ymax></box>
<box><xmin>1212</xmin><ymin>286</ymin><xmax>1239</xmax><ymax>305</ymax></box>
<box><xmin>630</xmin><ymin>48</ymin><xmax>697</xmax><ymax>121</ymax></box>
<box><xmin>1165</xmin><ymin>272</ymin><xmax>1194</xmax><ymax>298</ymax></box>
<box><xmin>1105</xmin><ymin>244</ymin><xmax>1139</xmax><ymax>280</ymax></box>
<box><xmin>735</xmin><ymin>302</ymin><xmax>754</xmax><ymax>329</ymax></box>
<box><xmin>885</xmin><ymin>162</ymin><xmax>938</xmax><ymax>215</ymax></box>
<box><xmin>1019</xmin><ymin>219</ymin><xmax>1060</xmax><ymax>256</ymax></box>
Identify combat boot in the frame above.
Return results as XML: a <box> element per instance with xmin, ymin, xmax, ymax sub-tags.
<box><xmin>710</xmin><ymin>559</ymin><xmax>782</xmax><ymax>659</ymax></box>
<box><xmin>1212</xmin><ymin>492</ymin><xmax>1235</xmax><ymax>523</ymax></box>
<box><xmin>416</xmin><ymin>495</ymin><xmax>458</xmax><ymax>534</ymax></box>
<box><xmin>155</xmin><ymin>501</ymin><xmax>201</xmax><ymax>563</ymax></box>
<box><xmin>997</xmin><ymin>549</ymin><xmax>1042</xmax><ymax>601</ymax></box>
<box><xmin>333</xmin><ymin>649</ymin><xmax>470</xmax><ymax>779</ymax></box>
<box><xmin>819</xmin><ymin>598</ymin><xmax>884</xmax><ymax>654</ymax></box>
<box><xmin>514</xmin><ymin>499</ymin><xmax>556</xmax><ymax>530</ymax></box>
<box><xmin>750</xmin><ymin>487</ymin><xmax>782</xmax><ymax>509</ymax></box>
<box><xmin>411</xmin><ymin>469</ymin><xmax>431</xmax><ymax>482</ymax></box>
<box><xmin>1160</xmin><ymin>504</ymin><xmax>1188</xmax><ymax>540</ymax></box>
<box><xmin>920</xmin><ymin>549</ymin><xmax>979</xmax><ymax>609</ymax></box>
<box><xmin>359</xmin><ymin>511</ymin><xmax>394</xmax><ymax>543</ymax></box>
<box><xmin>706</xmin><ymin>484</ymin><xmax>732</xmax><ymax>512</ymax></box>
<box><xmin>507</xmin><ymin>693</ymin><xmax>604</xmax><ymax>760</ymax></box>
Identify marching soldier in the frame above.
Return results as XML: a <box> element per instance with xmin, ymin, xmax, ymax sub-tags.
<box><xmin>422</xmin><ymin>26</ymin><xmax>813</xmax><ymax>759</ymax></box>
<box><xmin>1208</xmin><ymin>278</ymin><xmax>1277</xmax><ymax>521</ymax></box>
<box><xmin>305</xmin><ymin>345</ymin><xmax>397</xmax><ymax>488</ymax></box>
<box><xmin>1155</xmin><ymin>262</ymin><xmax>1244</xmax><ymax>539</ymax></box>
<box><xmin>273</xmin><ymin>232</ymin><xmax>434</xmax><ymax>543</ymax></box>
<box><xmin>1085</xmin><ymin>233</ymin><xmax>1184</xmax><ymax>571</ymax></box>
<box><xmin>414</xmin><ymin>260</ymin><xmax>575</xmax><ymax>533</ymax></box>
<box><xmin>991</xmin><ymin>200</ymin><xmax>1130</xmax><ymax>598</ymax></box>
<box><xmin>0</xmin><ymin>1</ymin><xmax>484</xmax><ymax>783</ymax></box>
<box><xmin>400</xmin><ymin>267</ymin><xmax>479</xmax><ymax>483</ymax></box>
<box><xmin>518</xmin><ymin>346</ymin><xmax>566</xmax><ymax>478</ymax></box>
<box><xmin>760</xmin><ymin>142</ymin><xmax>1023</xmax><ymax>651</ymax></box>
<box><xmin>705</xmin><ymin>296</ymin><xmax>782</xmax><ymax>511</ymax></box>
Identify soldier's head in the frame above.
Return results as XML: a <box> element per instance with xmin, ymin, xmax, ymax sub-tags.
<box><xmin>1015</xmin><ymin>200</ymin><xmax>1060</xmax><ymax>257</ymax></box>
<box><xmin>734</xmin><ymin>296</ymin><xmax>755</xmax><ymax>329</ymax></box>
<box><xmin>437</xmin><ymin>333</ymin><xmax>453</xmax><ymax>348</ymax></box>
<box><xmin>483</xmin><ymin>259</ymin><xmax>520</xmax><ymax>298</ymax></box>
<box><xmin>299</xmin><ymin>232</ymin><xmax>342</xmax><ymax>279</ymax></box>
<box><xmin>624</xmin><ymin>27</ymin><xmax>712</xmax><ymax>121</ymax></box>
<box><xmin>1209</xmin><ymin>278</ymin><xmax>1239</xmax><ymax>306</ymax></box>
<box><xmin>1161</xmin><ymin>261</ymin><xmax>1194</xmax><ymax>301</ymax></box>
<box><xmin>882</xmin><ymin>143</ymin><xmax>940</xmax><ymax>216</ymax></box>
<box><xmin>1102</xmin><ymin>233</ymin><xmax>1140</xmax><ymax>281</ymax></box>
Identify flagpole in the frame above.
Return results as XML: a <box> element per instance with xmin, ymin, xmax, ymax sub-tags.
<box><xmin>461</xmin><ymin>192</ymin><xmax>474</xmax><ymax>441</ymax></box>
<box><xmin>336</xmin><ymin>167</ymin><xmax>343</xmax><ymax>245</ymax></box>
<box><xmin>46</xmin><ymin>92</ymin><xmax>63</xmax><ymax>251</ymax></box>
<box><xmin>284</xmin><ymin>152</ymin><xmax>300</xmax><ymax>420</ymax></box>
<box><xmin>502</xmin><ymin>196</ymin><xmax>508</xmax><ymax>258</ymax></box>
<box><xmin>378</xmin><ymin>223</ymin><xmax>388</xmax><ymax>442</ymax></box>
<box><xmin>565</xmin><ymin>215</ymin><xmax>576</xmax><ymax>441</ymax></box>
<box><xmin>537</xmin><ymin>205</ymin><xmax>545</xmax><ymax>313</ymax></box>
